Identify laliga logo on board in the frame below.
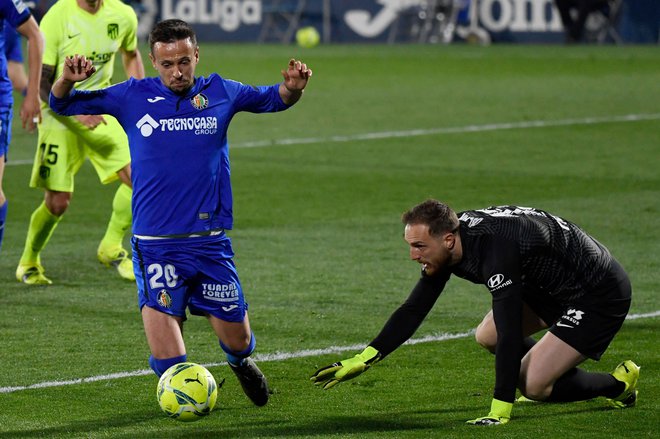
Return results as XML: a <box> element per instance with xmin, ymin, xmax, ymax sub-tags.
<box><xmin>161</xmin><ymin>0</ymin><xmax>261</xmax><ymax>31</ymax></box>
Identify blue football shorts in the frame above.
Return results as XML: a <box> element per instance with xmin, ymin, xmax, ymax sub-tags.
<box><xmin>0</xmin><ymin>108</ymin><xmax>13</xmax><ymax>159</ymax></box>
<box><xmin>132</xmin><ymin>233</ymin><xmax>248</xmax><ymax>322</ymax></box>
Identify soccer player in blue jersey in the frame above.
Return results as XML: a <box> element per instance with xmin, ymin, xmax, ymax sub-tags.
<box><xmin>0</xmin><ymin>0</ymin><xmax>43</xmax><ymax>254</ymax></box>
<box><xmin>49</xmin><ymin>19</ymin><xmax>312</xmax><ymax>407</ymax></box>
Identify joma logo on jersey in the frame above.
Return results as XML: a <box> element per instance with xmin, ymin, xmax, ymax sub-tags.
<box><xmin>107</xmin><ymin>23</ymin><xmax>119</xmax><ymax>39</ymax></box>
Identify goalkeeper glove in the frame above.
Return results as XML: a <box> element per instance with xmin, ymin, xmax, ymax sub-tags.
<box><xmin>466</xmin><ymin>398</ymin><xmax>513</xmax><ymax>426</ymax></box>
<box><xmin>310</xmin><ymin>346</ymin><xmax>381</xmax><ymax>390</ymax></box>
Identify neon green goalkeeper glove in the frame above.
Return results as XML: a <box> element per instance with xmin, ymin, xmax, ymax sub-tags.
<box><xmin>310</xmin><ymin>346</ymin><xmax>381</xmax><ymax>390</ymax></box>
<box><xmin>466</xmin><ymin>398</ymin><xmax>513</xmax><ymax>426</ymax></box>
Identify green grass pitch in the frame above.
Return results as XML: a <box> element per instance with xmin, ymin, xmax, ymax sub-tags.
<box><xmin>0</xmin><ymin>43</ymin><xmax>658</xmax><ymax>438</ymax></box>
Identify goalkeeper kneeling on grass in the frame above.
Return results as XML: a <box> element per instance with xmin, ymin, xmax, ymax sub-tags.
<box><xmin>311</xmin><ymin>200</ymin><xmax>640</xmax><ymax>425</ymax></box>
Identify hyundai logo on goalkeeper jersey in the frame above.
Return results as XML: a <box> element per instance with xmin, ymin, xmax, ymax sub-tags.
<box><xmin>487</xmin><ymin>273</ymin><xmax>512</xmax><ymax>292</ymax></box>
<box><xmin>488</xmin><ymin>274</ymin><xmax>504</xmax><ymax>288</ymax></box>
<box><xmin>136</xmin><ymin>113</ymin><xmax>218</xmax><ymax>137</ymax></box>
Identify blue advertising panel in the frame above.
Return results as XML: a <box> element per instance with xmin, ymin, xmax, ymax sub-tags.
<box><xmin>132</xmin><ymin>0</ymin><xmax>655</xmax><ymax>44</ymax></box>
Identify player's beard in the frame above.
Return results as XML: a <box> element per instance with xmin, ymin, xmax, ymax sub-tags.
<box><xmin>169</xmin><ymin>78</ymin><xmax>194</xmax><ymax>95</ymax></box>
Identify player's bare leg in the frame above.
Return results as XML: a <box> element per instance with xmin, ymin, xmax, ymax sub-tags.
<box><xmin>142</xmin><ymin>305</ymin><xmax>190</xmax><ymax>376</ymax></box>
<box><xmin>519</xmin><ymin>332</ymin><xmax>636</xmax><ymax>405</ymax></box>
<box><xmin>142</xmin><ymin>305</ymin><xmax>186</xmax><ymax>358</ymax></box>
<box><xmin>519</xmin><ymin>332</ymin><xmax>585</xmax><ymax>399</ymax></box>
<box><xmin>475</xmin><ymin>303</ymin><xmax>547</xmax><ymax>354</ymax></box>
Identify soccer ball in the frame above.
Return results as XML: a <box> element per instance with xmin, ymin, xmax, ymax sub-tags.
<box><xmin>295</xmin><ymin>26</ymin><xmax>320</xmax><ymax>48</ymax></box>
<box><xmin>157</xmin><ymin>362</ymin><xmax>218</xmax><ymax>422</ymax></box>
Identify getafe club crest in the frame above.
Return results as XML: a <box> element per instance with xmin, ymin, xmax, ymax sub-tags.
<box><xmin>157</xmin><ymin>290</ymin><xmax>172</xmax><ymax>308</ymax></box>
<box><xmin>107</xmin><ymin>23</ymin><xmax>119</xmax><ymax>40</ymax></box>
<box><xmin>190</xmin><ymin>93</ymin><xmax>209</xmax><ymax>110</ymax></box>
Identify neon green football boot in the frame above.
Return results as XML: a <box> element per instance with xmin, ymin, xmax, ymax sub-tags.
<box><xmin>16</xmin><ymin>263</ymin><xmax>52</xmax><ymax>285</ymax></box>
<box><xmin>97</xmin><ymin>244</ymin><xmax>135</xmax><ymax>281</ymax></box>
<box><xmin>607</xmin><ymin>360</ymin><xmax>640</xmax><ymax>408</ymax></box>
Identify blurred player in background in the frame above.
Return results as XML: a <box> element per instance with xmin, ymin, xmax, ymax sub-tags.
<box><xmin>48</xmin><ymin>19</ymin><xmax>312</xmax><ymax>407</ymax></box>
<box><xmin>16</xmin><ymin>0</ymin><xmax>144</xmax><ymax>284</ymax></box>
<box><xmin>554</xmin><ymin>0</ymin><xmax>610</xmax><ymax>43</ymax></box>
<box><xmin>0</xmin><ymin>2</ymin><xmax>43</xmax><ymax>255</ymax></box>
<box><xmin>312</xmin><ymin>199</ymin><xmax>639</xmax><ymax>425</ymax></box>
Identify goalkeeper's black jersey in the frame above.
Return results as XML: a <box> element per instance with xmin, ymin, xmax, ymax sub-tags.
<box><xmin>452</xmin><ymin>206</ymin><xmax>612</xmax><ymax>301</ymax></box>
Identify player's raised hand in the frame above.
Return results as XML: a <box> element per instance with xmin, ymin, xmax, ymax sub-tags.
<box><xmin>281</xmin><ymin>58</ymin><xmax>312</xmax><ymax>92</ymax></box>
<box><xmin>62</xmin><ymin>55</ymin><xmax>96</xmax><ymax>83</ymax></box>
<box><xmin>311</xmin><ymin>346</ymin><xmax>381</xmax><ymax>390</ymax></box>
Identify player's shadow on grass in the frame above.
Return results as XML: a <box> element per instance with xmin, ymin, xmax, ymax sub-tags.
<box><xmin>0</xmin><ymin>403</ymin><xmax>616</xmax><ymax>438</ymax></box>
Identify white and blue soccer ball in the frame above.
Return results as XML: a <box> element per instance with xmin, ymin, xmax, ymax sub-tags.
<box><xmin>157</xmin><ymin>362</ymin><xmax>218</xmax><ymax>422</ymax></box>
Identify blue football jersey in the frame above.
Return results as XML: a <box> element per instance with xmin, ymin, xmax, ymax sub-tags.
<box><xmin>50</xmin><ymin>75</ymin><xmax>289</xmax><ymax>236</ymax></box>
<box><xmin>0</xmin><ymin>0</ymin><xmax>32</xmax><ymax>108</ymax></box>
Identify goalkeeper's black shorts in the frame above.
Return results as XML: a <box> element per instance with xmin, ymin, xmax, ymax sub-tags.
<box><xmin>523</xmin><ymin>258</ymin><xmax>631</xmax><ymax>360</ymax></box>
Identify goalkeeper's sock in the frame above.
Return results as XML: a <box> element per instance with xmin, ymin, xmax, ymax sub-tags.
<box><xmin>0</xmin><ymin>200</ymin><xmax>7</xmax><ymax>253</ymax></box>
<box><xmin>149</xmin><ymin>354</ymin><xmax>187</xmax><ymax>377</ymax></box>
<box><xmin>546</xmin><ymin>367</ymin><xmax>624</xmax><ymax>402</ymax></box>
<box><xmin>220</xmin><ymin>332</ymin><xmax>256</xmax><ymax>367</ymax></box>
<box><xmin>100</xmin><ymin>184</ymin><xmax>132</xmax><ymax>248</ymax></box>
<box><xmin>19</xmin><ymin>201</ymin><xmax>62</xmax><ymax>264</ymax></box>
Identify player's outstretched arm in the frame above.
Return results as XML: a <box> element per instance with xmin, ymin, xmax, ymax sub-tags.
<box><xmin>279</xmin><ymin>58</ymin><xmax>312</xmax><ymax>106</ymax></box>
<box><xmin>310</xmin><ymin>346</ymin><xmax>381</xmax><ymax>390</ymax></box>
<box><xmin>51</xmin><ymin>55</ymin><xmax>97</xmax><ymax>99</ymax></box>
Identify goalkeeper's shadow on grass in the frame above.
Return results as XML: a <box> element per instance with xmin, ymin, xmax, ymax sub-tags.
<box><xmin>515</xmin><ymin>400</ymin><xmax>616</xmax><ymax>419</ymax></box>
<box><xmin>220</xmin><ymin>407</ymin><xmax>473</xmax><ymax>437</ymax></box>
